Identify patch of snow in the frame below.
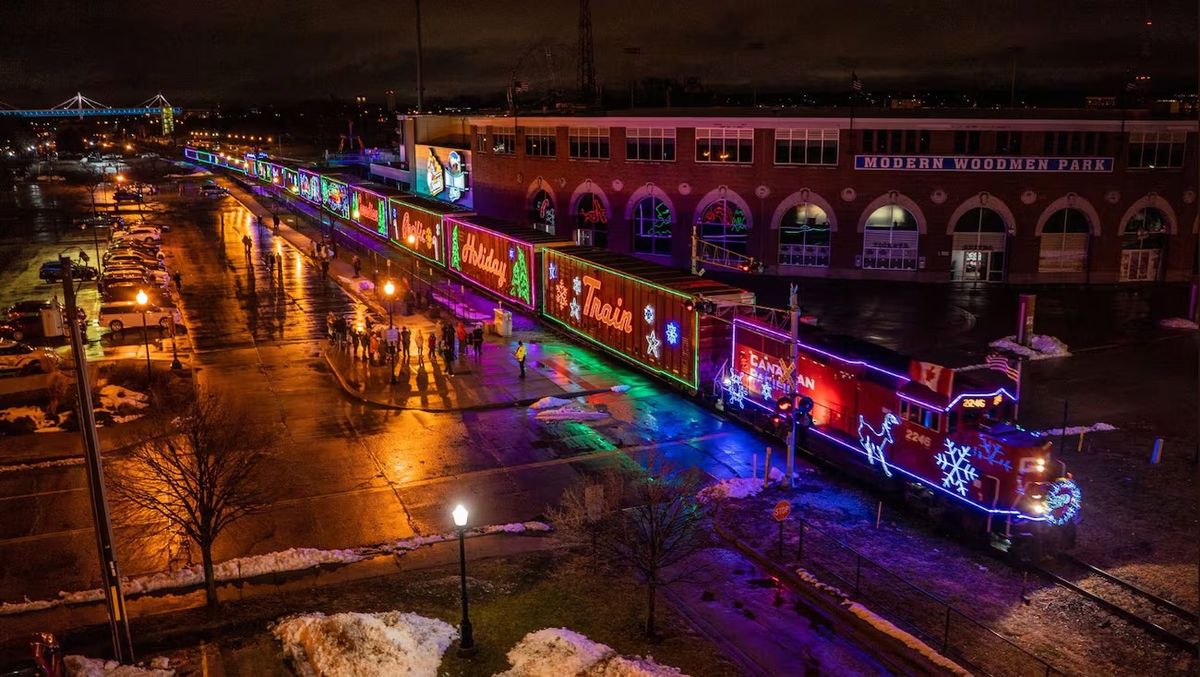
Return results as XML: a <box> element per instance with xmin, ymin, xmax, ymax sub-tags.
<box><xmin>498</xmin><ymin>628</ymin><xmax>685</xmax><ymax>677</ymax></box>
<box><xmin>534</xmin><ymin>405</ymin><xmax>609</xmax><ymax>421</ymax></box>
<box><xmin>97</xmin><ymin>385</ymin><xmax>149</xmax><ymax>412</ymax></box>
<box><xmin>845</xmin><ymin>603</ymin><xmax>968</xmax><ymax>675</ymax></box>
<box><xmin>988</xmin><ymin>334</ymin><xmax>1070</xmax><ymax>360</ymax></box>
<box><xmin>529</xmin><ymin>396</ymin><xmax>574</xmax><ymax>410</ymax></box>
<box><xmin>697</xmin><ymin>477</ymin><xmax>765</xmax><ymax>503</ymax></box>
<box><xmin>0</xmin><ymin>459</ymin><xmax>84</xmax><ymax>476</ymax></box>
<box><xmin>0</xmin><ymin>406</ymin><xmax>58</xmax><ymax>432</ymax></box>
<box><xmin>1159</xmin><ymin>317</ymin><xmax>1198</xmax><ymax>330</ymax></box>
<box><xmin>1037</xmin><ymin>422</ymin><xmax>1117</xmax><ymax>437</ymax></box>
<box><xmin>64</xmin><ymin>655</ymin><xmax>173</xmax><ymax>676</ymax></box>
<box><xmin>610</xmin><ymin>384</ymin><xmax>631</xmax><ymax>393</ymax></box>
<box><xmin>273</xmin><ymin>611</ymin><xmax>456</xmax><ymax>677</ymax></box>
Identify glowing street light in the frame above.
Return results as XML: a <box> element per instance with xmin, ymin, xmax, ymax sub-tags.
<box><xmin>135</xmin><ymin>290</ymin><xmax>152</xmax><ymax>384</ymax></box>
<box><xmin>452</xmin><ymin>504</ymin><xmax>475</xmax><ymax>655</ymax></box>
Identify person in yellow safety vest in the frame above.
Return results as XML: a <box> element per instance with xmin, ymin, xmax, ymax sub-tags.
<box><xmin>515</xmin><ymin>341</ymin><xmax>527</xmax><ymax>379</ymax></box>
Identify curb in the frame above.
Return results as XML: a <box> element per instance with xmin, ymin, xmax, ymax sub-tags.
<box><xmin>713</xmin><ymin>521</ymin><xmax>966</xmax><ymax>676</ymax></box>
<box><xmin>320</xmin><ymin>348</ymin><xmax>613</xmax><ymax>413</ymax></box>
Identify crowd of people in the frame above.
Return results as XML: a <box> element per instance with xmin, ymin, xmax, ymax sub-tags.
<box><xmin>325</xmin><ymin>311</ymin><xmax>485</xmax><ymax>379</ymax></box>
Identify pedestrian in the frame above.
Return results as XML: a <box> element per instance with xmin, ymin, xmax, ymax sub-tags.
<box><xmin>276</xmin><ymin>252</ymin><xmax>283</xmax><ymax>276</ymax></box>
<box><xmin>440</xmin><ymin>338</ymin><xmax>454</xmax><ymax>375</ymax></box>
<box><xmin>256</xmin><ymin>214</ymin><xmax>264</xmax><ymax>230</ymax></box>
<box><xmin>272</xmin><ymin>212</ymin><xmax>280</xmax><ymax>231</ymax></box>
<box><xmin>352</xmin><ymin>255</ymin><xmax>362</xmax><ymax>278</ymax></box>
<box><xmin>321</xmin><ymin>259</ymin><xmax>330</xmax><ymax>279</ymax></box>
<box><xmin>326</xmin><ymin>311</ymin><xmax>336</xmax><ymax>342</ymax></box>
<box><xmin>416</xmin><ymin>329</ymin><xmax>424</xmax><ymax>365</ymax></box>
<box><xmin>310</xmin><ymin>239</ymin><xmax>319</xmax><ymax>261</ymax></box>
<box><xmin>365</xmin><ymin>315</ymin><xmax>374</xmax><ymax>335</ymax></box>
<box><xmin>369</xmin><ymin>331</ymin><xmax>380</xmax><ymax>366</ymax></box>
<box><xmin>455</xmin><ymin>321</ymin><xmax>468</xmax><ymax>360</ymax></box>
<box><xmin>473</xmin><ymin>325</ymin><xmax>484</xmax><ymax>361</ymax></box>
<box><xmin>515</xmin><ymin>340</ymin><xmax>527</xmax><ymax>379</ymax></box>
<box><xmin>266</xmin><ymin>251</ymin><xmax>274</xmax><ymax>272</ymax></box>
<box><xmin>242</xmin><ymin>234</ymin><xmax>252</xmax><ymax>258</ymax></box>
<box><xmin>427</xmin><ymin>330</ymin><xmax>437</xmax><ymax>364</ymax></box>
<box><xmin>334</xmin><ymin>315</ymin><xmax>347</xmax><ymax>347</ymax></box>
<box><xmin>350</xmin><ymin>328</ymin><xmax>361</xmax><ymax>357</ymax></box>
<box><xmin>405</xmin><ymin>289</ymin><xmax>416</xmax><ymax>315</ymax></box>
<box><xmin>172</xmin><ymin>271</ymin><xmax>182</xmax><ymax>291</ymax></box>
<box><xmin>400</xmin><ymin>325</ymin><xmax>411</xmax><ymax>361</ymax></box>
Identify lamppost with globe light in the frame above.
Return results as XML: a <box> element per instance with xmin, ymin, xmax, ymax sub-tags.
<box><xmin>405</xmin><ymin>234</ymin><xmax>417</xmax><ymax>293</ymax></box>
<box><xmin>135</xmin><ymin>290</ymin><xmax>152</xmax><ymax>384</ymax></box>
<box><xmin>452</xmin><ymin>504</ymin><xmax>475</xmax><ymax>655</ymax></box>
<box><xmin>384</xmin><ymin>280</ymin><xmax>397</xmax><ymax>383</ymax></box>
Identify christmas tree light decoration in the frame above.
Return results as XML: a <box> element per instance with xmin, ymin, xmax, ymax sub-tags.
<box><xmin>572</xmin><ymin>276</ymin><xmax>582</xmax><ymax>295</ymax></box>
<box><xmin>857</xmin><ymin>413</ymin><xmax>898</xmax><ymax>477</ymax></box>
<box><xmin>1045</xmin><ymin>478</ymin><xmax>1082</xmax><ymax>526</ymax></box>
<box><xmin>643</xmin><ymin>304</ymin><xmax>655</xmax><ymax>324</ymax></box>
<box><xmin>569</xmin><ymin>297</ymin><xmax>582</xmax><ymax>321</ymax></box>
<box><xmin>935</xmin><ymin>439</ymin><xmax>980</xmax><ymax>496</ymax></box>
<box><xmin>509</xmin><ymin>248</ymin><xmax>531</xmax><ymax>304</ymax></box>
<box><xmin>449</xmin><ymin>224</ymin><xmax>461</xmax><ymax>269</ymax></box>
<box><xmin>665</xmin><ymin>322</ymin><xmax>680</xmax><ymax>346</ymax></box>
<box><xmin>646</xmin><ymin>330</ymin><xmax>662</xmax><ymax>359</ymax></box>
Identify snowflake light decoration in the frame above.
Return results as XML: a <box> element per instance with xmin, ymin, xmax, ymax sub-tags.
<box><xmin>665</xmin><ymin>322</ymin><xmax>680</xmax><ymax>346</ymax></box>
<box><xmin>646</xmin><ymin>330</ymin><xmax>662</xmax><ymax>359</ymax></box>
<box><xmin>934</xmin><ymin>439</ymin><xmax>980</xmax><ymax>496</ymax></box>
<box><xmin>761</xmin><ymin>379</ymin><xmax>773</xmax><ymax>401</ymax></box>
<box><xmin>569</xmin><ymin>297</ymin><xmax>582</xmax><ymax>321</ymax></box>
<box><xmin>508</xmin><ymin>246</ymin><xmax>516</xmax><ymax>260</ymax></box>
<box><xmin>643</xmin><ymin>304</ymin><xmax>655</xmax><ymax>324</ymax></box>
<box><xmin>726</xmin><ymin>378</ymin><xmax>748</xmax><ymax>409</ymax></box>
<box><xmin>548</xmin><ymin>261</ymin><xmax>558</xmax><ymax>280</ymax></box>
<box><xmin>555</xmin><ymin>282</ymin><xmax>569</xmax><ymax>309</ymax></box>
<box><xmin>572</xmin><ymin>276</ymin><xmax>582</xmax><ymax>295</ymax></box>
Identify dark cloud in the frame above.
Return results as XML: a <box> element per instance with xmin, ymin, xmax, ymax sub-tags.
<box><xmin>0</xmin><ymin>0</ymin><xmax>1193</xmax><ymax>105</ymax></box>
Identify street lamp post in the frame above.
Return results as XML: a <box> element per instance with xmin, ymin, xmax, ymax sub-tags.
<box><xmin>135</xmin><ymin>290</ymin><xmax>152</xmax><ymax>385</ymax></box>
<box><xmin>405</xmin><ymin>234</ymin><xmax>417</xmax><ymax>294</ymax></box>
<box><xmin>168</xmin><ymin>311</ymin><xmax>182</xmax><ymax>371</ymax></box>
<box><xmin>452</xmin><ymin>504</ymin><xmax>475</xmax><ymax>656</ymax></box>
<box><xmin>384</xmin><ymin>280</ymin><xmax>397</xmax><ymax>383</ymax></box>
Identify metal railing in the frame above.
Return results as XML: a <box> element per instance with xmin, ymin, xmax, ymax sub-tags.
<box><xmin>779</xmin><ymin>243</ymin><xmax>830</xmax><ymax>267</ymax></box>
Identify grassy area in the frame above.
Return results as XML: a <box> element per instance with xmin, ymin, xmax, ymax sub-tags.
<box><xmin>113</xmin><ymin>547</ymin><xmax>740</xmax><ymax>676</ymax></box>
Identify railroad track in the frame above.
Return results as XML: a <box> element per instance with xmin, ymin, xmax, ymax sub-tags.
<box><xmin>1037</xmin><ymin>553</ymin><xmax>1198</xmax><ymax>653</ymax></box>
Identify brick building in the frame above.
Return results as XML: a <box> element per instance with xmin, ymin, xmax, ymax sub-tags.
<box><xmin>383</xmin><ymin>109</ymin><xmax>1198</xmax><ymax>284</ymax></box>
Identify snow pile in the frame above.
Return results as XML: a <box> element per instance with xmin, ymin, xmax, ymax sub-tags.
<box><xmin>1037</xmin><ymin>422</ymin><xmax>1117</xmax><ymax>437</ymax></box>
<box><xmin>64</xmin><ymin>655</ymin><xmax>173</xmax><ymax>676</ymax></box>
<box><xmin>498</xmin><ymin>628</ymin><xmax>684</xmax><ymax>677</ymax></box>
<box><xmin>988</xmin><ymin>334</ymin><xmax>1070</xmax><ymax>360</ymax></box>
<box><xmin>1159</xmin><ymin>317</ymin><xmax>1199</xmax><ymax>330</ymax></box>
<box><xmin>534</xmin><ymin>405</ymin><xmax>609</xmax><ymax>421</ymax></box>
<box><xmin>697</xmin><ymin>477</ymin><xmax>765</xmax><ymax>503</ymax></box>
<box><xmin>273</xmin><ymin>611</ymin><xmax>456</xmax><ymax>677</ymax></box>
<box><xmin>845</xmin><ymin>603</ymin><xmax>969</xmax><ymax>676</ymax></box>
<box><xmin>0</xmin><ymin>457</ymin><xmax>84</xmax><ymax>474</ymax></box>
<box><xmin>98</xmin><ymin>385</ymin><xmax>150</xmax><ymax>423</ymax></box>
<box><xmin>529</xmin><ymin>396</ymin><xmax>575</xmax><ymax>410</ymax></box>
<box><xmin>0</xmin><ymin>406</ymin><xmax>63</xmax><ymax>433</ymax></box>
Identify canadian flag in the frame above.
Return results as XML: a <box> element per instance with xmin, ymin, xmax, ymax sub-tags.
<box><xmin>909</xmin><ymin>360</ymin><xmax>954</xmax><ymax>396</ymax></box>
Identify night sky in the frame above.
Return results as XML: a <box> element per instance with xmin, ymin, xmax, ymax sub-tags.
<box><xmin>0</xmin><ymin>0</ymin><xmax>1195</xmax><ymax>106</ymax></box>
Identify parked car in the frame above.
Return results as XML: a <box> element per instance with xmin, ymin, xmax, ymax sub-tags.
<box><xmin>101</xmin><ymin>269</ymin><xmax>157</xmax><ymax>288</ymax></box>
<box><xmin>38</xmin><ymin>261</ymin><xmax>97</xmax><ymax>282</ymax></box>
<box><xmin>104</xmin><ymin>253</ymin><xmax>164</xmax><ymax>270</ymax></box>
<box><xmin>0</xmin><ymin>631</ymin><xmax>63</xmax><ymax>676</ymax></box>
<box><xmin>0</xmin><ymin>340</ymin><xmax>59</xmax><ymax>376</ymax></box>
<box><xmin>111</xmin><ymin>229</ymin><xmax>161</xmax><ymax>244</ymax></box>
<box><xmin>104</xmin><ymin>265</ymin><xmax>170</xmax><ymax>287</ymax></box>
<box><xmin>199</xmin><ymin>184</ymin><xmax>226</xmax><ymax>197</ymax></box>
<box><xmin>112</xmin><ymin>189</ymin><xmax>143</xmax><ymax>203</ymax></box>
<box><xmin>74</xmin><ymin>213</ymin><xmax>123</xmax><ymax>228</ymax></box>
<box><xmin>102</xmin><ymin>282</ymin><xmax>169</xmax><ymax>305</ymax></box>
<box><xmin>99</xmin><ymin>301</ymin><xmax>181</xmax><ymax>333</ymax></box>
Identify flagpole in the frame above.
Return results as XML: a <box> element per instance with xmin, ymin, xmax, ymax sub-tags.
<box><xmin>1014</xmin><ymin>359</ymin><xmax>1022</xmax><ymax>422</ymax></box>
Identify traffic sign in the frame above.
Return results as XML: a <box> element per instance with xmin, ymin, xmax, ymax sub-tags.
<box><xmin>773</xmin><ymin>500</ymin><xmax>791</xmax><ymax>522</ymax></box>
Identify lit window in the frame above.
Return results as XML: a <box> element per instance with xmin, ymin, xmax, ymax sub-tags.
<box><xmin>492</xmin><ymin>131</ymin><xmax>516</xmax><ymax>155</ymax></box>
<box><xmin>696</xmin><ymin>198</ymin><xmax>749</xmax><ymax>254</ymax></box>
<box><xmin>632</xmin><ymin>196</ymin><xmax>672</xmax><ymax>256</ymax></box>
<box><xmin>862</xmin><ymin>205</ymin><xmax>918</xmax><ymax>271</ymax></box>
<box><xmin>695</xmin><ymin>128</ymin><xmax>753</xmax><ymax>164</ymax></box>
<box><xmin>523</xmin><ymin>127</ymin><xmax>557</xmax><ymax>158</ymax></box>
<box><xmin>778</xmin><ymin>203</ymin><xmax>830</xmax><ymax>267</ymax></box>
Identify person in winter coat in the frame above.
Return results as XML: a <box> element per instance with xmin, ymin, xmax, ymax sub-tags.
<box><xmin>515</xmin><ymin>341</ymin><xmax>527</xmax><ymax>378</ymax></box>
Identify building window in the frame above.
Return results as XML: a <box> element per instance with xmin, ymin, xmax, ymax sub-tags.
<box><xmin>529</xmin><ymin>189</ymin><xmax>556</xmax><ymax>234</ymax></box>
<box><xmin>774</xmin><ymin>129</ymin><xmax>838</xmax><ymax>166</ymax></box>
<box><xmin>861</xmin><ymin>129</ymin><xmax>929</xmax><ymax>154</ymax></box>
<box><xmin>695</xmin><ymin>128</ymin><xmax>753</xmax><ymax>163</ymax></box>
<box><xmin>475</xmin><ymin>132</ymin><xmax>488</xmax><ymax>153</ymax></box>
<box><xmin>1127</xmin><ymin>131</ymin><xmax>1186</xmax><ymax>169</ymax></box>
<box><xmin>492</xmin><ymin>131</ymin><xmax>516</xmax><ymax>155</ymax></box>
<box><xmin>524</xmin><ymin>127</ymin><xmax>557</xmax><ymax>158</ymax></box>
<box><xmin>632</xmin><ymin>196</ymin><xmax>673</xmax><ymax>256</ymax></box>
<box><xmin>862</xmin><ymin>204</ymin><xmax>919</xmax><ymax>270</ymax></box>
<box><xmin>778</xmin><ymin>203</ymin><xmax>830</xmax><ymax>267</ymax></box>
<box><xmin>995</xmin><ymin>131</ymin><xmax>1022</xmax><ymax>155</ymax></box>
<box><xmin>573</xmin><ymin>192</ymin><xmax>608</xmax><ymax>247</ymax></box>
<box><xmin>696</xmin><ymin>198</ymin><xmax>749</xmax><ymax>253</ymax></box>
<box><xmin>953</xmin><ymin>131</ymin><xmax>981</xmax><ymax>155</ymax></box>
<box><xmin>1042</xmin><ymin>131</ymin><xmax>1107</xmax><ymax>156</ymax></box>
<box><xmin>626</xmin><ymin>128</ymin><xmax>676</xmax><ymax>162</ymax></box>
<box><xmin>900</xmin><ymin>400</ymin><xmax>942</xmax><ymax>431</ymax></box>
<box><xmin>1038</xmin><ymin>208</ymin><xmax>1090</xmax><ymax>273</ymax></box>
<box><xmin>569</xmin><ymin>127</ymin><xmax>610</xmax><ymax>160</ymax></box>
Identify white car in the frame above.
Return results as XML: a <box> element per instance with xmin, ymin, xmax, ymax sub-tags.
<box><xmin>104</xmin><ymin>265</ymin><xmax>171</xmax><ymax>287</ymax></box>
<box><xmin>0</xmin><ymin>340</ymin><xmax>59</xmax><ymax>376</ymax></box>
<box><xmin>112</xmin><ymin>229</ymin><xmax>162</xmax><ymax>245</ymax></box>
<box><xmin>99</xmin><ymin>301</ymin><xmax>182</xmax><ymax>333</ymax></box>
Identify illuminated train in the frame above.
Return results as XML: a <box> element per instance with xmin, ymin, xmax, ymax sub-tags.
<box><xmin>184</xmin><ymin>147</ymin><xmax>1083</xmax><ymax>558</ymax></box>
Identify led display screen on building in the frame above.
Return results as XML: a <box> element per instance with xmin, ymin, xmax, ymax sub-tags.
<box><xmin>298</xmin><ymin>169</ymin><xmax>321</xmax><ymax>204</ymax></box>
<box><xmin>388</xmin><ymin>198</ymin><xmax>445</xmax><ymax>266</ymax></box>
<box><xmin>445</xmin><ymin>217</ymin><xmax>537</xmax><ymax>310</ymax></box>
<box><xmin>541</xmin><ymin>248</ymin><xmax>697</xmax><ymax>389</ymax></box>
<box><xmin>351</xmin><ymin>185</ymin><xmax>389</xmax><ymax>239</ymax></box>
<box><xmin>320</xmin><ymin>176</ymin><xmax>352</xmax><ymax>220</ymax></box>
<box><xmin>414</xmin><ymin>144</ymin><xmax>472</xmax><ymax>209</ymax></box>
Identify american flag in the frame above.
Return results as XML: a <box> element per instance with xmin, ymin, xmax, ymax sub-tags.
<box><xmin>851</xmin><ymin>72</ymin><xmax>863</xmax><ymax>92</ymax></box>
<box><xmin>986</xmin><ymin>353</ymin><xmax>1020</xmax><ymax>382</ymax></box>
<box><xmin>514</xmin><ymin>80</ymin><xmax>530</xmax><ymax>93</ymax></box>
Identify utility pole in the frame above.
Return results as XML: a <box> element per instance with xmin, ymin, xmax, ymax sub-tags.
<box><xmin>414</xmin><ymin>0</ymin><xmax>425</xmax><ymax>112</ymax></box>
<box><xmin>785</xmin><ymin>283</ymin><xmax>799</xmax><ymax>489</ymax></box>
<box><xmin>60</xmin><ymin>256</ymin><xmax>134</xmax><ymax>663</ymax></box>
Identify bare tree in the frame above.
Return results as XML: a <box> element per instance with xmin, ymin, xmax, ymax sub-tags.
<box><xmin>109</xmin><ymin>390</ymin><xmax>276</xmax><ymax>607</ymax></box>
<box><xmin>555</xmin><ymin>455</ymin><xmax>709</xmax><ymax>636</ymax></box>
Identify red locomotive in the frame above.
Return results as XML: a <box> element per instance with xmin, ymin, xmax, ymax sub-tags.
<box><xmin>724</xmin><ymin>317</ymin><xmax>1081</xmax><ymax>559</ymax></box>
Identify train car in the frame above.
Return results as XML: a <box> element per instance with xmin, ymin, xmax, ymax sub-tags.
<box><xmin>723</xmin><ymin>316</ymin><xmax>1082</xmax><ymax>559</ymax></box>
<box><xmin>282</xmin><ymin>166</ymin><xmax>300</xmax><ymax>194</ymax></box>
<box><xmin>443</xmin><ymin>215</ymin><xmax>572</xmax><ymax>312</ymax></box>
<box><xmin>319</xmin><ymin>173</ymin><xmax>357</xmax><ymax>222</ymax></box>
<box><xmin>298</xmin><ymin>168</ymin><xmax>322</xmax><ymax>205</ymax></box>
<box><xmin>350</xmin><ymin>181</ymin><xmax>406</xmax><ymax>241</ymax></box>
<box><xmin>387</xmin><ymin>196</ymin><xmax>471</xmax><ymax>268</ymax></box>
<box><xmin>541</xmin><ymin>246</ymin><xmax>752</xmax><ymax>392</ymax></box>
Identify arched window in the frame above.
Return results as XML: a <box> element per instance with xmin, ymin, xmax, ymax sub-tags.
<box><xmin>1120</xmin><ymin>207</ymin><xmax>1168</xmax><ymax>281</ymax></box>
<box><xmin>778</xmin><ymin>203</ymin><xmax>830</xmax><ymax>267</ymax></box>
<box><xmin>862</xmin><ymin>205</ymin><xmax>918</xmax><ymax>270</ymax></box>
<box><xmin>529</xmin><ymin>189</ymin><xmax>556</xmax><ymax>234</ymax></box>
<box><xmin>950</xmin><ymin>207</ymin><xmax>1007</xmax><ymax>282</ymax></box>
<box><xmin>573</xmin><ymin>192</ymin><xmax>608</xmax><ymax>247</ymax></box>
<box><xmin>1038</xmin><ymin>208</ymin><xmax>1090</xmax><ymax>273</ymax></box>
<box><xmin>697</xmin><ymin>198</ymin><xmax>749</xmax><ymax>254</ymax></box>
<box><xmin>632</xmin><ymin>196</ymin><xmax>673</xmax><ymax>256</ymax></box>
